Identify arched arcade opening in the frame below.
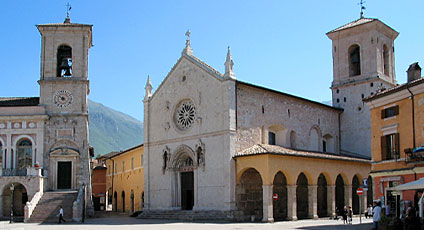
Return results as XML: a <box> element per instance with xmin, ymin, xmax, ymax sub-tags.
<box><xmin>236</xmin><ymin>168</ymin><xmax>263</xmax><ymax>221</ymax></box>
<box><xmin>2</xmin><ymin>183</ymin><xmax>28</xmax><ymax>217</ymax></box>
<box><xmin>273</xmin><ymin>171</ymin><xmax>287</xmax><ymax>220</ymax></box>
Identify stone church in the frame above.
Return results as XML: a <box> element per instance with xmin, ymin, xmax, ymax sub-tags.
<box><xmin>0</xmin><ymin>15</ymin><xmax>93</xmax><ymax>221</ymax></box>
<box><xmin>143</xmin><ymin>16</ymin><xmax>398</xmax><ymax>221</ymax></box>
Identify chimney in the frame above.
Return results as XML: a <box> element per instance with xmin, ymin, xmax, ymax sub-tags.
<box><xmin>407</xmin><ymin>62</ymin><xmax>421</xmax><ymax>83</ymax></box>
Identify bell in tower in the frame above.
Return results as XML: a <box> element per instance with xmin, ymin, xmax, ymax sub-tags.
<box><xmin>57</xmin><ymin>45</ymin><xmax>72</xmax><ymax>77</ymax></box>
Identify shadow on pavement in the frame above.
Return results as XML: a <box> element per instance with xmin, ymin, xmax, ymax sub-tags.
<box><xmin>296</xmin><ymin>223</ymin><xmax>372</xmax><ymax>230</ymax></box>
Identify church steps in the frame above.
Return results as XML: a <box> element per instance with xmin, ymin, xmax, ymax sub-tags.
<box><xmin>138</xmin><ymin>210</ymin><xmax>243</xmax><ymax>221</ymax></box>
<box><xmin>27</xmin><ymin>191</ymin><xmax>77</xmax><ymax>223</ymax></box>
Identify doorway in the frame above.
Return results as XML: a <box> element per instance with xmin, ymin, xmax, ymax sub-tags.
<box><xmin>57</xmin><ymin>161</ymin><xmax>72</xmax><ymax>189</ymax></box>
<box><xmin>181</xmin><ymin>171</ymin><xmax>194</xmax><ymax>210</ymax></box>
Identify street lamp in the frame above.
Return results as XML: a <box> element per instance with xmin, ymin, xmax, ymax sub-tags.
<box><xmin>9</xmin><ymin>183</ymin><xmax>14</xmax><ymax>223</ymax></box>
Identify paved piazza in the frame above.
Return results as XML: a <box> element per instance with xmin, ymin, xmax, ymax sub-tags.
<box><xmin>0</xmin><ymin>213</ymin><xmax>373</xmax><ymax>230</ymax></box>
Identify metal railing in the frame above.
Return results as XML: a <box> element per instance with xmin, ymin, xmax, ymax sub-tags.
<box><xmin>405</xmin><ymin>148</ymin><xmax>424</xmax><ymax>163</ymax></box>
<box><xmin>2</xmin><ymin>168</ymin><xmax>27</xmax><ymax>176</ymax></box>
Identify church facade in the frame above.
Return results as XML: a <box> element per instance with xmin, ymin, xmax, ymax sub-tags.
<box><xmin>0</xmin><ymin>16</ymin><xmax>93</xmax><ymax>220</ymax></box>
<box><xmin>143</xmin><ymin>17</ymin><xmax>399</xmax><ymax>221</ymax></box>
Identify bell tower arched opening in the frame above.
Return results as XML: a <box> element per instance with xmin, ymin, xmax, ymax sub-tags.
<box><xmin>349</xmin><ymin>44</ymin><xmax>361</xmax><ymax>76</ymax></box>
<box><xmin>56</xmin><ymin>45</ymin><xmax>72</xmax><ymax>77</ymax></box>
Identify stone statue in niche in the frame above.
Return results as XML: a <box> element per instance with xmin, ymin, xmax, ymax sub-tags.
<box><xmin>195</xmin><ymin>139</ymin><xmax>205</xmax><ymax>168</ymax></box>
<box><xmin>162</xmin><ymin>146</ymin><xmax>171</xmax><ymax>174</ymax></box>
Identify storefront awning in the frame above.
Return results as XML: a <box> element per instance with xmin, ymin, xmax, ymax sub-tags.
<box><xmin>391</xmin><ymin>178</ymin><xmax>424</xmax><ymax>191</ymax></box>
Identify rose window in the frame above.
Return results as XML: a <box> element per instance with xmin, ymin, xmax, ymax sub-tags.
<box><xmin>175</xmin><ymin>100</ymin><xmax>196</xmax><ymax>130</ymax></box>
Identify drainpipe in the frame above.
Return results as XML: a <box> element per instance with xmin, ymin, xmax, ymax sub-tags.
<box><xmin>406</xmin><ymin>86</ymin><xmax>416</xmax><ymax>149</ymax></box>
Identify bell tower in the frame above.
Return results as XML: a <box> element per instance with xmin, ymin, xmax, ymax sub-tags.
<box><xmin>37</xmin><ymin>13</ymin><xmax>93</xmax><ymax>214</ymax></box>
<box><xmin>327</xmin><ymin>17</ymin><xmax>398</xmax><ymax>157</ymax></box>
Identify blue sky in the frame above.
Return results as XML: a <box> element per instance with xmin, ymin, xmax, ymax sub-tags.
<box><xmin>1</xmin><ymin>1</ymin><xmax>423</xmax><ymax>121</ymax></box>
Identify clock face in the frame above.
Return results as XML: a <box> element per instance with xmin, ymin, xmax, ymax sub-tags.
<box><xmin>54</xmin><ymin>90</ymin><xmax>73</xmax><ymax>108</ymax></box>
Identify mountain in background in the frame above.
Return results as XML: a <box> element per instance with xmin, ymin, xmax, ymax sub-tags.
<box><xmin>88</xmin><ymin>100</ymin><xmax>143</xmax><ymax>156</ymax></box>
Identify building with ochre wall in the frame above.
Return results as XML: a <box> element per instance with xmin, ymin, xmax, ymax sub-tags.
<box><xmin>105</xmin><ymin>144</ymin><xmax>144</xmax><ymax>213</ymax></box>
<box><xmin>142</xmin><ymin>16</ymin><xmax>397</xmax><ymax>222</ymax></box>
<box><xmin>364</xmin><ymin>63</ymin><xmax>424</xmax><ymax>216</ymax></box>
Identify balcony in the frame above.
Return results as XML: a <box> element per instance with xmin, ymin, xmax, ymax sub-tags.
<box><xmin>405</xmin><ymin>148</ymin><xmax>424</xmax><ymax>163</ymax></box>
<box><xmin>1</xmin><ymin>168</ymin><xmax>43</xmax><ymax>177</ymax></box>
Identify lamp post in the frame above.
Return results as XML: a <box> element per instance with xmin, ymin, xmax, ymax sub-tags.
<box><xmin>9</xmin><ymin>183</ymin><xmax>14</xmax><ymax>223</ymax></box>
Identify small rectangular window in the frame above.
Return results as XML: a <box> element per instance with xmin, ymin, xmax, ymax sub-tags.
<box><xmin>323</xmin><ymin>140</ymin><xmax>327</xmax><ymax>152</ymax></box>
<box><xmin>268</xmin><ymin>132</ymin><xmax>276</xmax><ymax>145</ymax></box>
<box><xmin>131</xmin><ymin>157</ymin><xmax>134</xmax><ymax>170</ymax></box>
<box><xmin>381</xmin><ymin>105</ymin><xmax>399</xmax><ymax>119</ymax></box>
<box><xmin>122</xmin><ymin>161</ymin><xmax>125</xmax><ymax>172</ymax></box>
<box><xmin>381</xmin><ymin>133</ymin><xmax>399</xmax><ymax>160</ymax></box>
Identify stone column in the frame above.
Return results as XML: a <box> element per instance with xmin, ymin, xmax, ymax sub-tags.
<box><xmin>192</xmin><ymin>169</ymin><xmax>198</xmax><ymax>210</ymax></box>
<box><xmin>327</xmin><ymin>185</ymin><xmax>336</xmax><ymax>217</ymax></box>
<box><xmin>309</xmin><ymin>185</ymin><xmax>318</xmax><ymax>219</ymax></box>
<box><xmin>287</xmin><ymin>185</ymin><xmax>297</xmax><ymax>221</ymax></box>
<box><xmin>262</xmin><ymin>185</ymin><xmax>274</xmax><ymax>222</ymax></box>
<box><xmin>6</xmin><ymin>132</ymin><xmax>12</xmax><ymax>169</ymax></box>
<box><xmin>345</xmin><ymin>184</ymin><xmax>352</xmax><ymax>208</ymax></box>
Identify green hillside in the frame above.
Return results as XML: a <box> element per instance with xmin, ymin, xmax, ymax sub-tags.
<box><xmin>88</xmin><ymin>100</ymin><xmax>143</xmax><ymax>156</ymax></box>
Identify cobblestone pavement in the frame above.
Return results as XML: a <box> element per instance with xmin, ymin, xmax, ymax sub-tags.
<box><xmin>0</xmin><ymin>212</ymin><xmax>374</xmax><ymax>230</ymax></box>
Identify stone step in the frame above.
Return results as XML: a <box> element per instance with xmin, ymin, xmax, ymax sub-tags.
<box><xmin>28</xmin><ymin>191</ymin><xmax>77</xmax><ymax>223</ymax></box>
<box><xmin>138</xmin><ymin>210</ymin><xmax>241</xmax><ymax>221</ymax></box>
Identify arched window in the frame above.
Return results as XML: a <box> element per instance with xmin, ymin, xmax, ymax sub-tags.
<box><xmin>323</xmin><ymin>134</ymin><xmax>334</xmax><ymax>153</ymax></box>
<box><xmin>17</xmin><ymin>139</ymin><xmax>32</xmax><ymax>169</ymax></box>
<box><xmin>268</xmin><ymin>131</ymin><xmax>276</xmax><ymax>145</ymax></box>
<box><xmin>383</xmin><ymin>44</ymin><xmax>389</xmax><ymax>75</ymax></box>
<box><xmin>57</xmin><ymin>45</ymin><xmax>72</xmax><ymax>77</ymax></box>
<box><xmin>268</xmin><ymin>125</ymin><xmax>287</xmax><ymax>147</ymax></box>
<box><xmin>309</xmin><ymin>128</ymin><xmax>319</xmax><ymax>151</ymax></box>
<box><xmin>290</xmin><ymin>131</ymin><xmax>296</xmax><ymax>148</ymax></box>
<box><xmin>349</xmin><ymin>44</ymin><xmax>361</xmax><ymax>76</ymax></box>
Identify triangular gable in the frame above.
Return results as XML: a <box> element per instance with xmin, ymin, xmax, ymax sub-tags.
<box><xmin>150</xmin><ymin>53</ymin><xmax>227</xmax><ymax>100</ymax></box>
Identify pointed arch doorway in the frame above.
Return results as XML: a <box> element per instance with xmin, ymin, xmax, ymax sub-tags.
<box><xmin>169</xmin><ymin>145</ymin><xmax>197</xmax><ymax>210</ymax></box>
<box><xmin>181</xmin><ymin>171</ymin><xmax>194</xmax><ymax>210</ymax></box>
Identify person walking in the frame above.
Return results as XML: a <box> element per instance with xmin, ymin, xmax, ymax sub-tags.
<box><xmin>348</xmin><ymin>206</ymin><xmax>353</xmax><ymax>224</ymax></box>
<box><xmin>366</xmin><ymin>204</ymin><xmax>373</xmax><ymax>218</ymax></box>
<box><xmin>342</xmin><ymin>206</ymin><xmax>348</xmax><ymax>224</ymax></box>
<box><xmin>58</xmin><ymin>205</ymin><xmax>66</xmax><ymax>224</ymax></box>
<box><xmin>373</xmin><ymin>202</ymin><xmax>382</xmax><ymax>230</ymax></box>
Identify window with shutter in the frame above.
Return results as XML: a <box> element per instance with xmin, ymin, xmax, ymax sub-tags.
<box><xmin>381</xmin><ymin>133</ymin><xmax>399</xmax><ymax>160</ymax></box>
<box><xmin>381</xmin><ymin>105</ymin><xmax>399</xmax><ymax>119</ymax></box>
<box><xmin>381</xmin><ymin>136</ymin><xmax>387</xmax><ymax>160</ymax></box>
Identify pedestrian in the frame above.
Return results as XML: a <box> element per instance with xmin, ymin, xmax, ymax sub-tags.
<box><xmin>366</xmin><ymin>204</ymin><xmax>373</xmax><ymax>218</ymax></box>
<box><xmin>342</xmin><ymin>206</ymin><xmax>348</xmax><ymax>224</ymax></box>
<box><xmin>58</xmin><ymin>205</ymin><xmax>66</xmax><ymax>224</ymax></box>
<box><xmin>385</xmin><ymin>204</ymin><xmax>390</xmax><ymax>216</ymax></box>
<box><xmin>348</xmin><ymin>206</ymin><xmax>353</xmax><ymax>224</ymax></box>
<box><xmin>373</xmin><ymin>202</ymin><xmax>382</xmax><ymax>230</ymax></box>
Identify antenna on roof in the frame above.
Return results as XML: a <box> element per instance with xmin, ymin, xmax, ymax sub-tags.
<box><xmin>358</xmin><ymin>0</ymin><xmax>366</xmax><ymax>19</ymax></box>
<box><xmin>64</xmin><ymin>2</ymin><xmax>72</xmax><ymax>23</ymax></box>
